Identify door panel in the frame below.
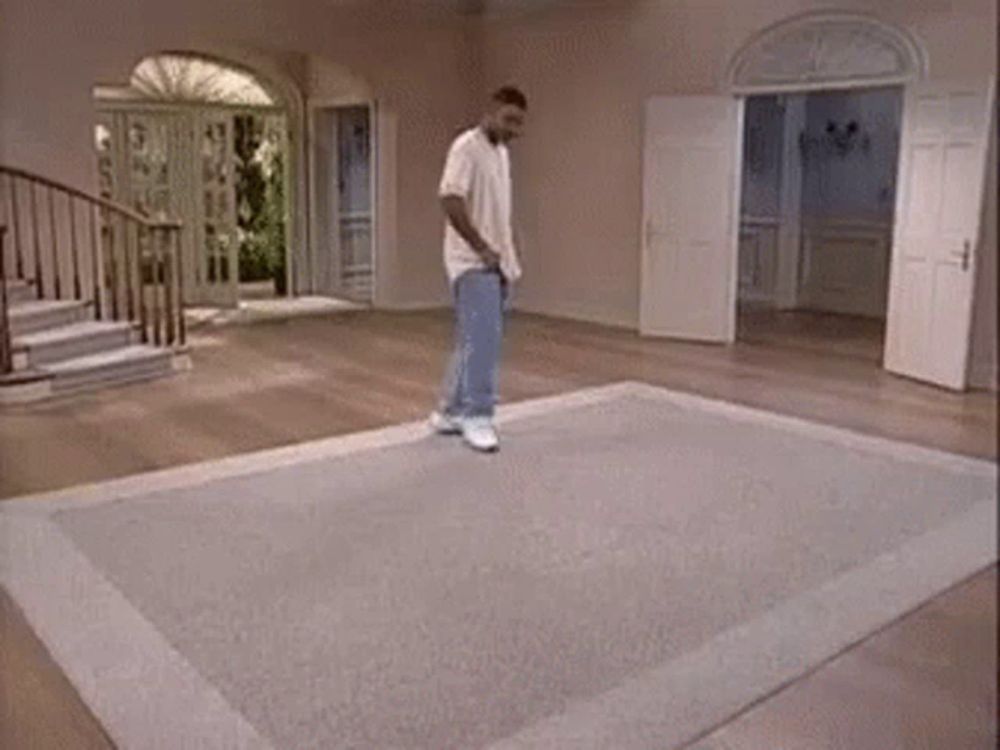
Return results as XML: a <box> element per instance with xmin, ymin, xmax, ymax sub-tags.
<box><xmin>191</xmin><ymin>112</ymin><xmax>239</xmax><ymax>307</ymax></box>
<box><xmin>641</xmin><ymin>97</ymin><xmax>743</xmax><ymax>341</ymax></box>
<box><xmin>884</xmin><ymin>79</ymin><xmax>995</xmax><ymax>389</ymax></box>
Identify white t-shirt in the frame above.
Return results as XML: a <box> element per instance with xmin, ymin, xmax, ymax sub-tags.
<box><xmin>438</xmin><ymin>127</ymin><xmax>522</xmax><ymax>284</ymax></box>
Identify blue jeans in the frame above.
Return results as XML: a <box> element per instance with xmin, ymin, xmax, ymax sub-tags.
<box><xmin>440</xmin><ymin>269</ymin><xmax>510</xmax><ymax>419</ymax></box>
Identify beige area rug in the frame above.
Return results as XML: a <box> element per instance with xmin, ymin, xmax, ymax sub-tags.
<box><xmin>1</xmin><ymin>382</ymin><xmax>995</xmax><ymax>749</ymax></box>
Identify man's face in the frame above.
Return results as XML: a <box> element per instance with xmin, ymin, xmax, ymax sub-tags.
<box><xmin>491</xmin><ymin>103</ymin><xmax>526</xmax><ymax>143</ymax></box>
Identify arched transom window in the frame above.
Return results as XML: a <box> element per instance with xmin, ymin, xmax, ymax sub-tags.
<box><xmin>126</xmin><ymin>54</ymin><xmax>277</xmax><ymax>106</ymax></box>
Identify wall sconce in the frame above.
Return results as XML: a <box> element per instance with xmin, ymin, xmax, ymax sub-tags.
<box><xmin>799</xmin><ymin>119</ymin><xmax>872</xmax><ymax>158</ymax></box>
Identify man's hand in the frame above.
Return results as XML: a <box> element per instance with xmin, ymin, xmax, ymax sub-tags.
<box><xmin>442</xmin><ymin>195</ymin><xmax>501</xmax><ymax>272</ymax></box>
<box><xmin>478</xmin><ymin>246</ymin><xmax>501</xmax><ymax>271</ymax></box>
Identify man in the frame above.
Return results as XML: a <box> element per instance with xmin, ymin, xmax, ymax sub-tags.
<box><xmin>429</xmin><ymin>86</ymin><xmax>527</xmax><ymax>453</ymax></box>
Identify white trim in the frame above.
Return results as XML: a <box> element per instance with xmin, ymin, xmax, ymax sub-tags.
<box><xmin>368</xmin><ymin>99</ymin><xmax>379</xmax><ymax>307</ymax></box>
<box><xmin>727</xmin><ymin>11</ymin><xmax>928</xmax><ymax>95</ymax></box>
<box><xmin>726</xmin><ymin>100</ymin><xmax>746</xmax><ymax>341</ymax></box>
<box><xmin>2</xmin><ymin>381</ymin><xmax>994</xmax><ymax>748</ymax></box>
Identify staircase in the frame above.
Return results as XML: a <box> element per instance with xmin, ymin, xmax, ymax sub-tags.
<box><xmin>1</xmin><ymin>166</ymin><xmax>189</xmax><ymax>406</ymax></box>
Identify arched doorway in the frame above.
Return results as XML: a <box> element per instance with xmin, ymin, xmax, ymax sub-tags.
<box><xmin>723</xmin><ymin>13</ymin><xmax>929</xmax><ymax>369</ymax></box>
<box><xmin>94</xmin><ymin>54</ymin><xmax>293</xmax><ymax>308</ymax></box>
<box><xmin>642</xmin><ymin>11</ymin><xmax>993</xmax><ymax>391</ymax></box>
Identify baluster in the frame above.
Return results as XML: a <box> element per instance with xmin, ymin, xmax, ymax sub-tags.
<box><xmin>7</xmin><ymin>176</ymin><xmax>24</xmax><ymax>280</ymax></box>
<box><xmin>164</xmin><ymin>229</ymin><xmax>176</xmax><ymax>346</ymax></box>
<box><xmin>30</xmin><ymin>183</ymin><xmax>42</xmax><ymax>298</ymax></box>
<box><xmin>109</xmin><ymin>212</ymin><xmax>121</xmax><ymax>321</ymax></box>
<box><xmin>1</xmin><ymin>227</ymin><xmax>10</xmax><ymax>374</ymax></box>
<box><xmin>153</xmin><ymin>227</ymin><xmax>164</xmax><ymax>346</ymax></box>
<box><xmin>89</xmin><ymin>204</ymin><xmax>103</xmax><ymax>320</ymax></box>
<box><xmin>175</xmin><ymin>229</ymin><xmax>186</xmax><ymax>347</ymax></box>
<box><xmin>138</xmin><ymin>225</ymin><xmax>150</xmax><ymax>344</ymax></box>
<box><xmin>48</xmin><ymin>187</ymin><xmax>60</xmax><ymax>299</ymax></box>
<box><xmin>123</xmin><ymin>218</ymin><xmax>135</xmax><ymax>323</ymax></box>
<box><xmin>69</xmin><ymin>197</ymin><xmax>82</xmax><ymax>300</ymax></box>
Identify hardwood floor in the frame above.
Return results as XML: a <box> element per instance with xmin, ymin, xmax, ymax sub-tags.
<box><xmin>1</xmin><ymin>308</ymin><xmax>995</xmax><ymax>748</ymax></box>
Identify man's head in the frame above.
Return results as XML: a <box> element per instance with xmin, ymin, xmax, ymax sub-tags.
<box><xmin>482</xmin><ymin>86</ymin><xmax>527</xmax><ymax>144</ymax></box>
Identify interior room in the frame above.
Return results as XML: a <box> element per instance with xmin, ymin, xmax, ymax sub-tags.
<box><xmin>0</xmin><ymin>2</ymin><xmax>995</xmax><ymax>748</ymax></box>
<box><xmin>737</xmin><ymin>88</ymin><xmax>904</xmax><ymax>364</ymax></box>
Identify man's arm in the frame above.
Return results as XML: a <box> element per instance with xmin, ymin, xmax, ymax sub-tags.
<box><xmin>441</xmin><ymin>195</ymin><xmax>501</xmax><ymax>269</ymax></box>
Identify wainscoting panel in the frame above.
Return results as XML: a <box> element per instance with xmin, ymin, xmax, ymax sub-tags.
<box><xmin>799</xmin><ymin>220</ymin><xmax>891</xmax><ymax>318</ymax></box>
<box><xmin>738</xmin><ymin>217</ymin><xmax>780</xmax><ymax>304</ymax></box>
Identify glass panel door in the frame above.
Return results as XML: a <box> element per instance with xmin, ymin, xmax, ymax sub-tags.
<box><xmin>191</xmin><ymin>111</ymin><xmax>239</xmax><ymax>307</ymax></box>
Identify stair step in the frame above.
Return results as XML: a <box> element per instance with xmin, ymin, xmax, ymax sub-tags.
<box><xmin>4</xmin><ymin>279</ymin><xmax>36</xmax><ymax>305</ymax></box>
<box><xmin>9</xmin><ymin>299</ymin><xmax>91</xmax><ymax>336</ymax></box>
<box><xmin>13</xmin><ymin>320</ymin><xmax>136</xmax><ymax>368</ymax></box>
<box><xmin>46</xmin><ymin>345</ymin><xmax>175</xmax><ymax>394</ymax></box>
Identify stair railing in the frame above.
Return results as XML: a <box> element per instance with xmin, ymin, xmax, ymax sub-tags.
<box><xmin>0</xmin><ymin>165</ymin><xmax>186</xmax><ymax>376</ymax></box>
<box><xmin>1</xmin><ymin>226</ymin><xmax>10</xmax><ymax>373</ymax></box>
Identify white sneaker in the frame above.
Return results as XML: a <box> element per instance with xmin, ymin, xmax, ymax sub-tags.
<box><xmin>429</xmin><ymin>411</ymin><xmax>463</xmax><ymax>435</ymax></box>
<box><xmin>462</xmin><ymin>417</ymin><xmax>500</xmax><ymax>453</ymax></box>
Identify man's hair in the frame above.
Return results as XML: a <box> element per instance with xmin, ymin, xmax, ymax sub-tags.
<box><xmin>492</xmin><ymin>86</ymin><xmax>528</xmax><ymax>111</ymax></box>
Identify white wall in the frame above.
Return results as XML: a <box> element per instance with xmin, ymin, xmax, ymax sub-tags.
<box><xmin>800</xmin><ymin>88</ymin><xmax>902</xmax><ymax>224</ymax></box>
<box><xmin>482</xmin><ymin>0</ymin><xmax>998</xmax><ymax>330</ymax></box>
<box><xmin>0</xmin><ymin>0</ymin><xmax>481</xmax><ymax>309</ymax></box>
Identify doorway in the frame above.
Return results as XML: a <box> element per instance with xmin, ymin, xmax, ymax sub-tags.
<box><xmin>309</xmin><ymin>104</ymin><xmax>375</xmax><ymax>304</ymax></box>
<box><xmin>736</xmin><ymin>87</ymin><xmax>903</xmax><ymax>364</ymax></box>
<box><xmin>94</xmin><ymin>55</ymin><xmax>291</xmax><ymax>309</ymax></box>
<box><xmin>641</xmin><ymin>13</ymin><xmax>994</xmax><ymax>391</ymax></box>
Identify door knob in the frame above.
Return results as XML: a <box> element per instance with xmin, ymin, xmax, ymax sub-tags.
<box><xmin>961</xmin><ymin>239</ymin><xmax>971</xmax><ymax>272</ymax></box>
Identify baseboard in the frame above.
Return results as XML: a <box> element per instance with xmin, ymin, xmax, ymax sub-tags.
<box><xmin>511</xmin><ymin>299</ymin><xmax>637</xmax><ymax>331</ymax></box>
<box><xmin>968</xmin><ymin>360</ymin><xmax>998</xmax><ymax>392</ymax></box>
<box><xmin>377</xmin><ymin>299</ymin><xmax>450</xmax><ymax>312</ymax></box>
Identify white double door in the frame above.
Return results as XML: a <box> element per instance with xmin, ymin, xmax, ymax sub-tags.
<box><xmin>98</xmin><ymin>106</ymin><xmax>281</xmax><ymax>308</ymax></box>
<box><xmin>641</xmin><ymin>80</ymin><xmax>995</xmax><ymax>391</ymax></box>
<box><xmin>883</xmin><ymin>80</ymin><xmax>996</xmax><ymax>390</ymax></box>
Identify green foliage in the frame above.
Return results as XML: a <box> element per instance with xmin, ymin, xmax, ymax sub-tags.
<box><xmin>234</xmin><ymin>115</ymin><xmax>287</xmax><ymax>291</ymax></box>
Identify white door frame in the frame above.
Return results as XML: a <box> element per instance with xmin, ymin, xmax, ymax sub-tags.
<box><xmin>307</xmin><ymin>97</ymin><xmax>379</xmax><ymax>304</ymax></box>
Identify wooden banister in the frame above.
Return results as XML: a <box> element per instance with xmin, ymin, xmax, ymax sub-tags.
<box><xmin>0</xmin><ymin>164</ymin><xmax>186</xmax><ymax>375</ymax></box>
<box><xmin>1</xmin><ymin>226</ymin><xmax>10</xmax><ymax>374</ymax></box>
<box><xmin>0</xmin><ymin>165</ymin><xmax>181</xmax><ymax>230</ymax></box>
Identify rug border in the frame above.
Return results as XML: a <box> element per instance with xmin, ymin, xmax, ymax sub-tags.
<box><xmin>0</xmin><ymin>513</ymin><xmax>274</xmax><ymax>750</ymax></box>
<box><xmin>1</xmin><ymin>381</ymin><xmax>996</xmax><ymax>749</ymax></box>
<box><xmin>484</xmin><ymin>499</ymin><xmax>998</xmax><ymax>749</ymax></box>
